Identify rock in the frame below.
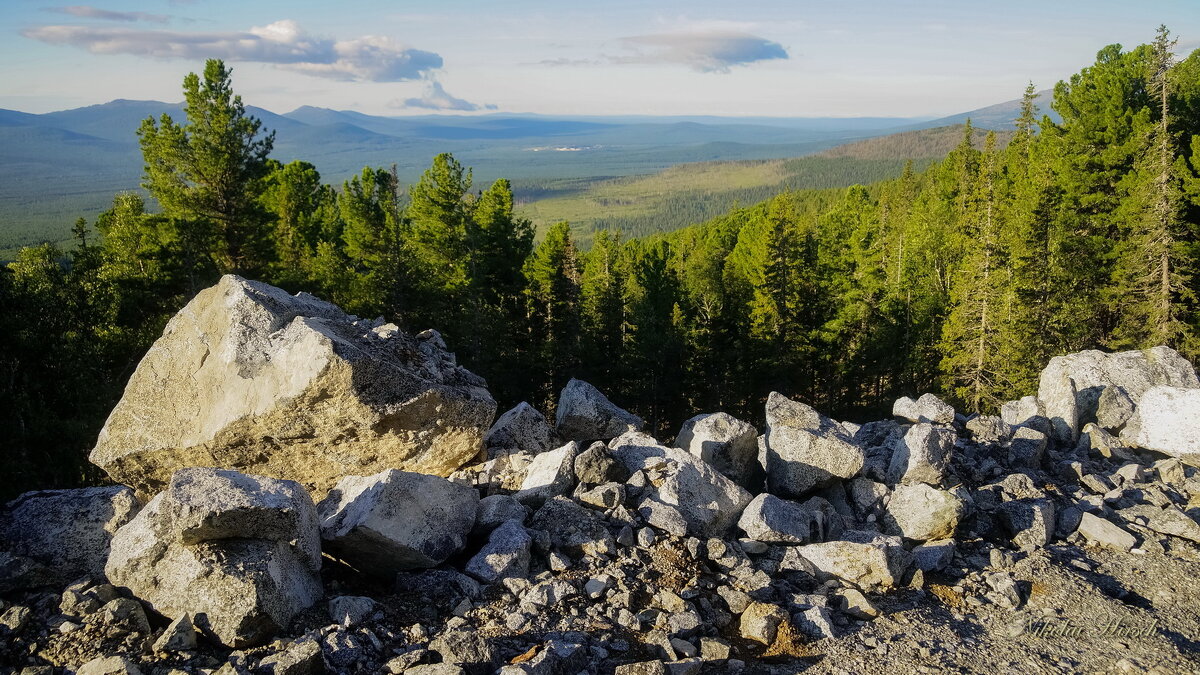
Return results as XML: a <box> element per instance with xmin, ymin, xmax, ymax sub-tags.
<box><xmin>793</xmin><ymin>606</ymin><xmax>836</xmax><ymax>639</ymax></box>
<box><xmin>737</xmin><ymin>494</ymin><xmax>830</xmax><ymax>544</ymax></box>
<box><xmin>514</xmin><ymin>442</ymin><xmax>580</xmax><ymax>504</ymax></box>
<box><xmin>318</xmin><ymin>469</ymin><xmax>478</xmax><ymax>575</ymax></box>
<box><xmin>965</xmin><ymin>415</ymin><xmax>1012</xmax><ymax>443</ymax></box>
<box><xmin>102</xmin><ymin>597</ymin><xmax>151</xmax><ymax>634</ymax></box>
<box><xmin>763</xmin><ymin>392</ymin><xmax>865</xmax><ymax>498</ymax></box>
<box><xmin>884</xmin><ymin>483</ymin><xmax>963</xmax><ymax>541</ymax></box>
<box><xmin>530</xmin><ymin>496</ymin><xmax>615</xmax><ymax>556</ymax></box>
<box><xmin>555</xmin><ymin>378</ymin><xmax>644</xmax><ymax>441</ymax></box>
<box><xmin>674</xmin><ymin>412</ymin><xmax>762</xmax><ymax>490</ymax></box>
<box><xmin>887</xmin><ymin>423</ymin><xmax>955</xmax><ymax>485</ymax></box>
<box><xmin>0</xmin><ymin>605</ymin><xmax>30</xmax><ymax>632</ymax></box>
<box><xmin>90</xmin><ymin>275</ymin><xmax>496</xmax><ymax>497</ymax></box>
<box><xmin>739</xmin><ymin>602</ymin><xmax>789</xmax><ymax>645</ymax></box>
<box><xmin>465</xmin><ymin>520</ymin><xmax>532</xmax><ymax>583</ymax></box>
<box><xmin>795</xmin><ymin>531</ymin><xmax>913</xmax><ymax>590</ymax></box>
<box><xmin>1077</xmin><ymin>512</ymin><xmax>1138</xmax><ymax>551</ymax></box>
<box><xmin>485</xmin><ymin>402</ymin><xmax>558</xmax><ymax>457</ymax></box>
<box><xmin>430</xmin><ymin>630</ymin><xmax>497</xmax><ymax>674</ymax></box>
<box><xmin>256</xmin><ymin>638</ymin><xmax>323</xmax><ymax>675</ymax></box>
<box><xmin>0</xmin><ymin>486</ymin><xmax>139</xmax><ymax>588</ymax></box>
<box><xmin>912</xmin><ymin>540</ymin><xmax>956</xmax><ymax>572</ymax></box>
<box><xmin>405</xmin><ymin>666</ymin><xmax>465</xmax><ymax>675</ymax></box>
<box><xmin>105</xmin><ymin>468</ymin><xmax>322</xmax><ymax>648</ymax></box>
<box><xmin>1000</xmin><ymin>396</ymin><xmax>1053</xmax><ymax>436</ymax></box>
<box><xmin>76</xmin><ymin>656</ymin><xmax>144</xmax><ymax>675</ymax></box>
<box><xmin>328</xmin><ymin>596</ymin><xmax>377</xmax><ymax>626</ymax></box>
<box><xmin>611</xmin><ymin>432</ymin><xmax>752</xmax><ymax>537</ymax></box>
<box><xmin>1038</xmin><ymin>346</ymin><xmax>1198</xmax><ymax>445</ymax></box>
<box><xmin>1096</xmin><ymin>386</ymin><xmax>1136</xmax><ymax>431</ymax></box>
<box><xmin>994</xmin><ymin>498</ymin><xmax>1056</xmax><ymax>549</ymax></box>
<box><xmin>893</xmin><ymin>393</ymin><xmax>955</xmax><ymax>425</ymax></box>
<box><xmin>1008</xmin><ymin>427</ymin><xmax>1048</xmax><ymax>469</ymax></box>
<box><xmin>574</xmin><ymin>441</ymin><xmax>629</xmax><ymax>485</ymax></box>
<box><xmin>846</xmin><ymin>478</ymin><xmax>890</xmax><ymax>523</ymax></box>
<box><xmin>153</xmin><ymin>613</ymin><xmax>198</xmax><ymax>652</ymax></box>
<box><xmin>1121</xmin><ymin>386</ymin><xmax>1200</xmax><ymax>465</ymax></box>
<box><xmin>1120</xmin><ymin>505</ymin><xmax>1200</xmax><ymax>543</ymax></box>
<box><xmin>473</xmin><ymin>495</ymin><xmax>527</xmax><ymax>536</ymax></box>
<box><xmin>615</xmin><ymin>663</ymin><xmax>668</xmax><ymax>675</ymax></box>
<box><xmin>637</xmin><ymin>498</ymin><xmax>689</xmax><ymax>536</ymax></box>
<box><xmin>576</xmin><ymin>482</ymin><xmax>626</xmax><ymax>510</ymax></box>
<box><xmin>838</xmin><ymin>588</ymin><xmax>879</xmax><ymax>620</ymax></box>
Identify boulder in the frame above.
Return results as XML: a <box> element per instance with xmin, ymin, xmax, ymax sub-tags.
<box><xmin>763</xmin><ymin>392</ymin><xmax>865</xmax><ymax>498</ymax></box>
<box><xmin>573</xmin><ymin>441</ymin><xmax>628</xmax><ymax>485</ymax></box>
<box><xmin>1037</xmin><ymin>346</ymin><xmax>1198</xmax><ymax>445</ymax></box>
<box><xmin>795</xmin><ymin>530</ymin><xmax>913</xmax><ymax>590</ymax></box>
<box><xmin>1120</xmin><ymin>386</ymin><xmax>1200</xmax><ymax>465</ymax></box>
<box><xmin>739</xmin><ymin>602</ymin><xmax>789</xmax><ymax>645</ymax></box>
<box><xmin>610</xmin><ymin>432</ymin><xmax>753</xmax><ymax>537</ymax></box>
<box><xmin>484</xmin><ymin>402</ymin><xmax>559</xmax><ymax>458</ymax></box>
<box><xmin>887</xmin><ymin>423</ymin><xmax>955</xmax><ymax>485</ymax></box>
<box><xmin>90</xmin><ymin>276</ymin><xmax>496</xmax><ymax>497</ymax></box>
<box><xmin>884</xmin><ymin>483</ymin><xmax>963</xmax><ymax>541</ymax></box>
<box><xmin>473</xmin><ymin>495</ymin><xmax>527</xmax><ymax>536</ymax></box>
<box><xmin>105</xmin><ymin>468</ymin><xmax>322</xmax><ymax>648</ymax></box>
<box><xmin>912</xmin><ymin>540</ymin><xmax>956</xmax><ymax>572</ymax></box>
<box><xmin>965</xmin><ymin>415</ymin><xmax>1012</xmax><ymax>444</ymax></box>
<box><xmin>892</xmin><ymin>393</ymin><xmax>955</xmax><ymax>425</ymax></box>
<box><xmin>1077</xmin><ymin>512</ymin><xmax>1137</xmax><ymax>551</ymax></box>
<box><xmin>994</xmin><ymin>498</ymin><xmax>1056</xmax><ymax>549</ymax></box>
<box><xmin>1007</xmin><ymin>427</ymin><xmax>1048</xmax><ymax>469</ymax></box>
<box><xmin>465</xmin><ymin>520</ymin><xmax>532</xmax><ymax>583</ymax></box>
<box><xmin>555</xmin><ymin>378</ymin><xmax>644</xmax><ymax>442</ymax></box>
<box><xmin>0</xmin><ymin>486</ymin><xmax>139</xmax><ymax>588</ymax></box>
<box><xmin>529</xmin><ymin>496</ymin><xmax>615</xmax><ymax>556</ymax></box>
<box><xmin>737</xmin><ymin>494</ymin><xmax>830</xmax><ymax>544</ymax></box>
<box><xmin>1120</xmin><ymin>505</ymin><xmax>1200</xmax><ymax>544</ymax></box>
<box><xmin>674</xmin><ymin>412</ymin><xmax>762</xmax><ymax>490</ymax></box>
<box><xmin>1000</xmin><ymin>396</ymin><xmax>1053</xmax><ymax>436</ymax></box>
<box><xmin>514</xmin><ymin>442</ymin><xmax>580</xmax><ymax>504</ymax></box>
<box><xmin>318</xmin><ymin>469</ymin><xmax>478</xmax><ymax>576</ymax></box>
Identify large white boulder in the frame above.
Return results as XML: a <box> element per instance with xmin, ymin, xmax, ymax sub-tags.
<box><xmin>887</xmin><ymin>423</ymin><xmax>955</xmax><ymax>485</ymax></box>
<box><xmin>0</xmin><ymin>486</ymin><xmax>139</xmax><ymax>589</ymax></box>
<box><xmin>674</xmin><ymin>412</ymin><xmax>761</xmax><ymax>490</ymax></box>
<box><xmin>763</xmin><ymin>393</ymin><xmax>865</xmax><ymax>498</ymax></box>
<box><xmin>555</xmin><ymin>379</ymin><xmax>644</xmax><ymax>442</ymax></box>
<box><xmin>317</xmin><ymin>469</ymin><xmax>478</xmax><ymax>575</ymax></box>
<box><xmin>1037</xmin><ymin>346</ymin><xmax>1198</xmax><ymax>444</ymax></box>
<box><xmin>737</xmin><ymin>494</ymin><xmax>832</xmax><ymax>544</ymax></box>
<box><xmin>795</xmin><ymin>530</ymin><xmax>913</xmax><ymax>590</ymax></box>
<box><xmin>90</xmin><ymin>275</ymin><xmax>496</xmax><ymax>497</ymax></box>
<box><xmin>105</xmin><ymin>468</ymin><xmax>322</xmax><ymax>648</ymax></box>
<box><xmin>1120</xmin><ymin>386</ymin><xmax>1200</xmax><ymax>465</ymax></box>
<box><xmin>883</xmin><ymin>483</ymin><xmax>963</xmax><ymax>541</ymax></box>
<box><xmin>610</xmin><ymin>432</ymin><xmax>752</xmax><ymax>538</ymax></box>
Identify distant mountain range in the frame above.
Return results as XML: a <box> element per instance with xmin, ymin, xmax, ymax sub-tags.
<box><xmin>0</xmin><ymin>92</ymin><xmax>1060</xmax><ymax>253</ymax></box>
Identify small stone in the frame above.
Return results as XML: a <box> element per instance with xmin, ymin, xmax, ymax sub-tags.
<box><xmin>1077</xmin><ymin>512</ymin><xmax>1138</xmax><ymax>551</ymax></box>
<box><xmin>637</xmin><ymin>527</ymin><xmax>657</xmax><ymax>548</ymax></box>
<box><xmin>328</xmin><ymin>596</ymin><xmax>377</xmax><ymax>627</ymax></box>
<box><xmin>256</xmin><ymin>638</ymin><xmax>323</xmax><ymax>675</ymax></box>
<box><xmin>699</xmin><ymin>637</ymin><xmax>731</xmax><ymax>660</ymax></box>
<box><xmin>153</xmin><ymin>613</ymin><xmax>198</xmax><ymax>652</ymax></box>
<box><xmin>838</xmin><ymin>588</ymin><xmax>879</xmax><ymax>620</ymax></box>
<box><xmin>76</xmin><ymin>656</ymin><xmax>144</xmax><ymax>675</ymax></box>
<box><xmin>739</xmin><ymin>602</ymin><xmax>789</xmax><ymax>645</ymax></box>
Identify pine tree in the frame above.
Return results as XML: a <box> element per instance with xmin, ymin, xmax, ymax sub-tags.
<box><xmin>523</xmin><ymin>222</ymin><xmax>582</xmax><ymax>410</ymax></box>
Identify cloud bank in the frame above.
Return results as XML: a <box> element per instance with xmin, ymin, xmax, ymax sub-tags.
<box><xmin>396</xmin><ymin>81</ymin><xmax>495</xmax><ymax>112</ymax></box>
<box><xmin>21</xmin><ymin>19</ymin><xmax>442</xmax><ymax>82</ymax></box>
<box><xmin>618</xmin><ymin>31</ymin><xmax>788</xmax><ymax>72</ymax></box>
<box><xmin>45</xmin><ymin>5</ymin><xmax>171</xmax><ymax>24</ymax></box>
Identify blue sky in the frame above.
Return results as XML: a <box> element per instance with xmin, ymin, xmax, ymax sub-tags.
<box><xmin>1</xmin><ymin>0</ymin><xmax>1198</xmax><ymax>117</ymax></box>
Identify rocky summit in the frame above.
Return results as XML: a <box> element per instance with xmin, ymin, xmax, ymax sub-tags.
<box><xmin>3</xmin><ymin>278</ymin><xmax>1200</xmax><ymax>674</ymax></box>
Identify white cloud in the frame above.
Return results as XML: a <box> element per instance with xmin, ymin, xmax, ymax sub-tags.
<box><xmin>21</xmin><ymin>19</ymin><xmax>442</xmax><ymax>82</ymax></box>
<box><xmin>45</xmin><ymin>5</ymin><xmax>171</xmax><ymax>24</ymax></box>
<box><xmin>394</xmin><ymin>81</ymin><xmax>495</xmax><ymax>112</ymax></box>
<box><xmin>617</xmin><ymin>30</ymin><xmax>788</xmax><ymax>72</ymax></box>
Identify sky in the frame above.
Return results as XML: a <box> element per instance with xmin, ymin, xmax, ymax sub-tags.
<box><xmin>1</xmin><ymin>0</ymin><xmax>1198</xmax><ymax>118</ymax></box>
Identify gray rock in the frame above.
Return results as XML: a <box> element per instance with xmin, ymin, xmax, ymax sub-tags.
<box><xmin>887</xmin><ymin>423</ymin><xmax>955</xmax><ymax>485</ymax></box>
<box><xmin>638</xmin><ymin>498</ymin><xmax>689</xmax><ymax>536</ymax></box>
<box><xmin>152</xmin><ymin>613</ymin><xmax>197</xmax><ymax>652</ymax></box>
<box><xmin>1008</xmin><ymin>427</ymin><xmax>1048</xmax><ymax>469</ymax></box>
<box><xmin>994</xmin><ymin>498</ymin><xmax>1056</xmax><ymax>549</ymax></box>
<box><xmin>1077</xmin><ymin>512</ymin><xmax>1137</xmax><ymax>551</ymax></box>
<box><xmin>485</xmin><ymin>402</ymin><xmax>559</xmax><ymax>457</ymax></box>
<box><xmin>615</xmin><ymin>662</ymin><xmax>668</xmax><ymax>675</ymax></box>
<box><xmin>318</xmin><ymin>469</ymin><xmax>478</xmax><ymax>575</ymax></box>
<box><xmin>76</xmin><ymin>656</ymin><xmax>143</xmax><ymax>675</ymax></box>
<box><xmin>1096</xmin><ymin>386</ymin><xmax>1136</xmax><ymax>431</ymax></box>
<box><xmin>576</xmin><ymin>482</ymin><xmax>626</xmax><ymax>510</ymax></box>
<box><xmin>737</xmin><ymin>494</ymin><xmax>832</xmax><ymax>544</ymax></box>
<box><xmin>430</xmin><ymin>630</ymin><xmax>497</xmax><ymax>673</ymax></box>
<box><xmin>473</xmin><ymin>495</ymin><xmax>526</xmax><ymax>536</ymax></box>
<box><xmin>1120</xmin><ymin>505</ymin><xmax>1200</xmax><ymax>543</ymax></box>
<box><xmin>611</xmin><ymin>432</ymin><xmax>752</xmax><ymax>538</ymax></box>
<box><xmin>256</xmin><ymin>638</ymin><xmax>322</xmax><ymax>675</ymax></box>
<box><xmin>328</xmin><ymin>596</ymin><xmax>377</xmax><ymax>626</ymax></box>
<box><xmin>674</xmin><ymin>412</ymin><xmax>762</xmax><ymax>490</ymax></box>
<box><xmin>574</xmin><ymin>441</ymin><xmax>629</xmax><ymax>485</ymax></box>
<box><xmin>514</xmin><ymin>442</ymin><xmax>580</xmax><ymax>504</ymax></box>
<box><xmin>465</xmin><ymin>520</ymin><xmax>532</xmax><ymax>583</ymax></box>
<box><xmin>0</xmin><ymin>486</ymin><xmax>139</xmax><ymax>589</ymax></box>
<box><xmin>1121</xmin><ymin>386</ymin><xmax>1200</xmax><ymax>465</ymax></box>
<box><xmin>795</xmin><ymin>530</ymin><xmax>913</xmax><ymax>590</ymax></box>
<box><xmin>763</xmin><ymin>392</ymin><xmax>865</xmax><ymax>498</ymax></box>
<box><xmin>846</xmin><ymin>477</ymin><xmax>890</xmax><ymax>522</ymax></box>
<box><xmin>1000</xmin><ymin>396</ymin><xmax>1053</xmax><ymax>436</ymax></box>
<box><xmin>793</xmin><ymin>606</ymin><xmax>836</xmax><ymax>639</ymax></box>
<box><xmin>555</xmin><ymin>378</ymin><xmax>644</xmax><ymax>442</ymax></box>
<box><xmin>838</xmin><ymin>588</ymin><xmax>879</xmax><ymax>620</ymax></box>
<box><xmin>0</xmin><ymin>605</ymin><xmax>30</xmax><ymax>632</ymax></box>
<box><xmin>884</xmin><ymin>483</ymin><xmax>963</xmax><ymax>541</ymax></box>
<box><xmin>102</xmin><ymin>597</ymin><xmax>151</xmax><ymax>634</ymax></box>
<box><xmin>965</xmin><ymin>415</ymin><xmax>1012</xmax><ymax>443</ymax></box>
<box><xmin>739</xmin><ymin>602</ymin><xmax>788</xmax><ymax>645</ymax></box>
<box><xmin>530</xmin><ymin>496</ymin><xmax>615</xmax><ymax>556</ymax></box>
<box><xmin>105</xmin><ymin>468</ymin><xmax>322</xmax><ymax>648</ymax></box>
<box><xmin>912</xmin><ymin>539</ymin><xmax>956</xmax><ymax>572</ymax></box>
<box><xmin>1038</xmin><ymin>346</ymin><xmax>1198</xmax><ymax>445</ymax></box>
<box><xmin>90</xmin><ymin>275</ymin><xmax>496</xmax><ymax>497</ymax></box>
<box><xmin>893</xmin><ymin>393</ymin><xmax>955</xmax><ymax>425</ymax></box>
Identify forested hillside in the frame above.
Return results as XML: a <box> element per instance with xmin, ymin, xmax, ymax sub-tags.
<box><xmin>3</xmin><ymin>28</ymin><xmax>1199</xmax><ymax>497</ymax></box>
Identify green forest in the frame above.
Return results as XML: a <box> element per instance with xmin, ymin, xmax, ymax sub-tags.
<box><xmin>4</xmin><ymin>28</ymin><xmax>1200</xmax><ymax>497</ymax></box>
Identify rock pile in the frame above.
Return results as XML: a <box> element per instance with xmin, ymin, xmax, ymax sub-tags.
<box><xmin>3</xmin><ymin>277</ymin><xmax>1200</xmax><ymax>674</ymax></box>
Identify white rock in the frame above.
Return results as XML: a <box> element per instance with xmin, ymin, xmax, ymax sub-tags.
<box><xmin>485</xmin><ymin>402</ymin><xmax>559</xmax><ymax>457</ymax></box>
<box><xmin>465</xmin><ymin>520</ymin><xmax>532</xmax><ymax>583</ymax></box>
<box><xmin>514</xmin><ymin>442</ymin><xmax>580</xmax><ymax>504</ymax></box>
<box><xmin>887</xmin><ymin>423</ymin><xmax>955</xmax><ymax>485</ymax></box>
<box><xmin>763</xmin><ymin>393</ymin><xmax>865</xmax><ymax>498</ymax></box>
<box><xmin>674</xmin><ymin>412</ymin><xmax>761</xmax><ymax>490</ymax></box>
<box><xmin>1000</xmin><ymin>396</ymin><xmax>1053</xmax><ymax>436</ymax></box>
<box><xmin>1077</xmin><ymin>512</ymin><xmax>1137</xmax><ymax>551</ymax></box>
<box><xmin>318</xmin><ymin>469</ymin><xmax>478</xmax><ymax>575</ymax></box>
<box><xmin>737</xmin><ymin>494</ymin><xmax>830</xmax><ymax>544</ymax></box>
<box><xmin>892</xmin><ymin>393</ymin><xmax>955</xmax><ymax>425</ymax></box>
<box><xmin>795</xmin><ymin>531</ymin><xmax>913</xmax><ymax>590</ymax></box>
<box><xmin>1120</xmin><ymin>386</ymin><xmax>1200</xmax><ymax>465</ymax></box>
<box><xmin>884</xmin><ymin>483</ymin><xmax>963</xmax><ymax>541</ymax></box>
<box><xmin>555</xmin><ymin>378</ymin><xmax>644</xmax><ymax>441</ymax></box>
